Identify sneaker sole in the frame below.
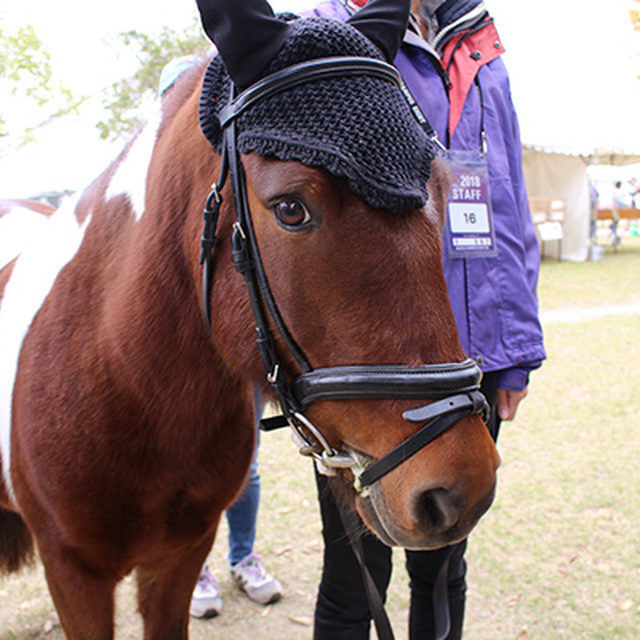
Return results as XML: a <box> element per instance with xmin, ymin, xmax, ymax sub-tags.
<box><xmin>264</xmin><ymin>592</ymin><xmax>282</xmax><ymax>605</ymax></box>
<box><xmin>243</xmin><ymin>589</ymin><xmax>282</xmax><ymax>606</ymax></box>
<box><xmin>190</xmin><ymin>607</ymin><xmax>221</xmax><ymax>619</ymax></box>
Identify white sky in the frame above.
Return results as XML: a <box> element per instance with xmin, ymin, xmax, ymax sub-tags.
<box><xmin>1</xmin><ymin>0</ymin><xmax>640</xmax><ymax>197</ymax></box>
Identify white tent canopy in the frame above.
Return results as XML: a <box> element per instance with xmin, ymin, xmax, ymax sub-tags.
<box><xmin>522</xmin><ymin>147</ymin><xmax>640</xmax><ymax>262</ymax></box>
<box><xmin>522</xmin><ymin>148</ymin><xmax>591</xmax><ymax>261</ymax></box>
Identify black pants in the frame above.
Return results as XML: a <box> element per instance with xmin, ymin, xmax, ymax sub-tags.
<box><xmin>313</xmin><ymin>372</ymin><xmax>500</xmax><ymax>640</ymax></box>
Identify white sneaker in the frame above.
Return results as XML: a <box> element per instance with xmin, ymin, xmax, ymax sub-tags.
<box><xmin>230</xmin><ymin>553</ymin><xmax>283</xmax><ymax>605</ymax></box>
<box><xmin>190</xmin><ymin>566</ymin><xmax>223</xmax><ymax>618</ymax></box>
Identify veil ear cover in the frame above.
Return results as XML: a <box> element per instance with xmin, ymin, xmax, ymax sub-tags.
<box><xmin>199</xmin><ymin>16</ymin><xmax>435</xmax><ymax>213</ymax></box>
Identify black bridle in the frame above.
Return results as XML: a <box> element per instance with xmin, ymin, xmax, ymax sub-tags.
<box><xmin>200</xmin><ymin>56</ymin><xmax>488</xmax><ymax>496</ymax></box>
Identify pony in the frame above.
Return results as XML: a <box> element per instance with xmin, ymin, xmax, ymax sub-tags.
<box><xmin>0</xmin><ymin>0</ymin><xmax>499</xmax><ymax>637</ymax></box>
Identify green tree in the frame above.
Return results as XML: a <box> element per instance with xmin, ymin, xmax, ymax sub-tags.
<box><xmin>97</xmin><ymin>22</ymin><xmax>209</xmax><ymax>140</ymax></box>
<box><xmin>632</xmin><ymin>0</ymin><xmax>640</xmax><ymax>29</ymax></box>
<box><xmin>631</xmin><ymin>0</ymin><xmax>640</xmax><ymax>79</ymax></box>
<box><xmin>0</xmin><ymin>23</ymin><xmax>83</xmax><ymax>155</ymax></box>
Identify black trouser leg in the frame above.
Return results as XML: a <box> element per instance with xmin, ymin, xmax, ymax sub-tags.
<box><xmin>405</xmin><ymin>540</ymin><xmax>468</xmax><ymax>640</ymax></box>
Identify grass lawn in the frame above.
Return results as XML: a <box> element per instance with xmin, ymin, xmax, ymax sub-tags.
<box><xmin>1</xmin><ymin>240</ymin><xmax>639</xmax><ymax>639</ymax></box>
<box><xmin>462</xmin><ymin>238</ymin><xmax>640</xmax><ymax>639</ymax></box>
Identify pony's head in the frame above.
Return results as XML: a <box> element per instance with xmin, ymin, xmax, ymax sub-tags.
<box><xmin>198</xmin><ymin>0</ymin><xmax>499</xmax><ymax>549</ymax></box>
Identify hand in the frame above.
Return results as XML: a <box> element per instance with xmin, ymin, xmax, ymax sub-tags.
<box><xmin>497</xmin><ymin>387</ymin><xmax>528</xmax><ymax>422</ymax></box>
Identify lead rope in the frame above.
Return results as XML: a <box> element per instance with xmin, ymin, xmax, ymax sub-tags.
<box><xmin>332</xmin><ymin>486</ymin><xmax>396</xmax><ymax>640</ymax></box>
<box><xmin>432</xmin><ymin>549</ymin><xmax>453</xmax><ymax>640</ymax></box>
<box><xmin>335</xmin><ymin>491</ymin><xmax>452</xmax><ymax>640</ymax></box>
<box><xmin>338</xmin><ymin>495</ymin><xmax>453</xmax><ymax>640</ymax></box>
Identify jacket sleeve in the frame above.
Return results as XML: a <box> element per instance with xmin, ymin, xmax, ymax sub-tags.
<box><xmin>482</xmin><ymin>58</ymin><xmax>546</xmax><ymax>390</ymax></box>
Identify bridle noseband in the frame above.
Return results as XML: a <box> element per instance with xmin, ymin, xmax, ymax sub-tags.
<box><xmin>200</xmin><ymin>56</ymin><xmax>488</xmax><ymax>496</ymax></box>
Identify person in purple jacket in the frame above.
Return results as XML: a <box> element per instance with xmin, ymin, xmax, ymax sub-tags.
<box><xmin>305</xmin><ymin>1</ymin><xmax>546</xmax><ymax>638</ymax></box>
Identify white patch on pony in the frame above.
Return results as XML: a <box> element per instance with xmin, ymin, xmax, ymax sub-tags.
<box><xmin>106</xmin><ymin>112</ymin><xmax>162</xmax><ymax>222</ymax></box>
<box><xmin>0</xmin><ymin>193</ymin><xmax>90</xmax><ymax>505</ymax></box>
<box><xmin>0</xmin><ymin>207</ymin><xmax>49</xmax><ymax>270</ymax></box>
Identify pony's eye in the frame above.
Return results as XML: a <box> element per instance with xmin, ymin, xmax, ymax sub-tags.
<box><xmin>273</xmin><ymin>199</ymin><xmax>312</xmax><ymax>229</ymax></box>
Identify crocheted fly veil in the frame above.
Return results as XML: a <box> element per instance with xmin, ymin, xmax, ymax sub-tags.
<box><xmin>198</xmin><ymin>0</ymin><xmax>434</xmax><ymax>213</ymax></box>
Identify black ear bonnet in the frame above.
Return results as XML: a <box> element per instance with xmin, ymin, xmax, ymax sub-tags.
<box><xmin>199</xmin><ymin>16</ymin><xmax>435</xmax><ymax>213</ymax></box>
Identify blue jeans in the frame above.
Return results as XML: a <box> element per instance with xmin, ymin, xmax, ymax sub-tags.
<box><xmin>225</xmin><ymin>388</ymin><xmax>263</xmax><ymax>567</ymax></box>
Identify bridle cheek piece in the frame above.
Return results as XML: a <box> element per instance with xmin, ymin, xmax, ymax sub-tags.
<box><xmin>200</xmin><ymin>56</ymin><xmax>489</xmax><ymax>497</ymax></box>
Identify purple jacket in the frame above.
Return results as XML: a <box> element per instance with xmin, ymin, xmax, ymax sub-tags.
<box><xmin>307</xmin><ymin>1</ymin><xmax>546</xmax><ymax>391</ymax></box>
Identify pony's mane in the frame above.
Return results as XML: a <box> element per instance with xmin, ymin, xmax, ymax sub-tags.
<box><xmin>159</xmin><ymin>57</ymin><xmax>210</xmax><ymax>133</ymax></box>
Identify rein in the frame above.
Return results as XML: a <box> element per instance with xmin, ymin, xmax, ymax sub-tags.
<box><xmin>200</xmin><ymin>56</ymin><xmax>488</xmax><ymax>496</ymax></box>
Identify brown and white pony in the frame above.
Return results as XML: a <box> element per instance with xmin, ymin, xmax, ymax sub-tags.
<box><xmin>0</xmin><ymin>2</ymin><xmax>499</xmax><ymax>638</ymax></box>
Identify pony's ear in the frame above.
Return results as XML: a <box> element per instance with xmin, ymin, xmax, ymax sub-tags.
<box><xmin>196</xmin><ymin>0</ymin><xmax>291</xmax><ymax>90</ymax></box>
<box><xmin>347</xmin><ymin>0</ymin><xmax>411</xmax><ymax>62</ymax></box>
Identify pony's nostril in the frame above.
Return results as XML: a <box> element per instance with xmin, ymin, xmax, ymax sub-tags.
<box><xmin>415</xmin><ymin>488</ymin><xmax>460</xmax><ymax>531</ymax></box>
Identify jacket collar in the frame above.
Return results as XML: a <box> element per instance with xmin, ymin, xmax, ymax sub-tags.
<box><xmin>432</xmin><ymin>3</ymin><xmax>488</xmax><ymax>50</ymax></box>
<box><xmin>435</xmin><ymin>0</ymin><xmax>484</xmax><ymax>32</ymax></box>
<box><xmin>441</xmin><ymin>17</ymin><xmax>503</xmax><ymax>135</ymax></box>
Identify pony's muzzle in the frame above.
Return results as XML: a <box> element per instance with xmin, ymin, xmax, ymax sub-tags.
<box><xmin>409</xmin><ymin>476</ymin><xmax>497</xmax><ymax>546</ymax></box>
